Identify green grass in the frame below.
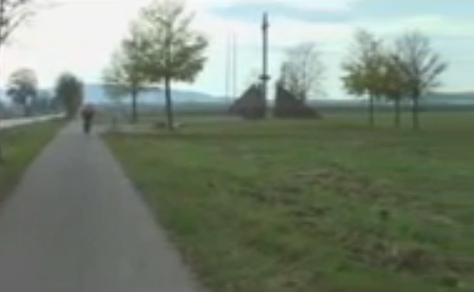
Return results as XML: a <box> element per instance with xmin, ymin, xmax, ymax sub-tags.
<box><xmin>0</xmin><ymin>120</ymin><xmax>64</xmax><ymax>199</ymax></box>
<box><xmin>106</xmin><ymin>112</ymin><xmax>474</xmax><ymax>292</ymax></box>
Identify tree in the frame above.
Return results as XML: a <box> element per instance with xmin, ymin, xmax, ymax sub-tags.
<box><xmin>103</xmin><ymin>25</ymin><xmax>150</xmax><ymax>123</ymax></box>
<box><xmin>55</xmin><ymin>73</ymin><xmax>83</xmax><ymax>119</ymax></box>
<box><xmin>393</xmin><ymin>31</ymin><xmax>447</xmax><ymax>129</ymax></box>
<box><xmin>7</xmin><ymin>67</ymin><xmax>38</xmax><ymax>116</ymax></box>
<box><xmin>133</xmin><ymin>0</ymin><xmax>208</xmax><ymax>130</ymax></box>
<box><xmin>279</xmin><ymin>42</ymin><xmax>325</xmax><ymax>102</ymax></box>
<box><xmin>342</xmin><ymin>29</ymin><xmax>385</xmax><ymax>127</ymax></box>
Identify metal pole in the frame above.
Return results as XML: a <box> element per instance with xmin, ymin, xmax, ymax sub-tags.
<box><xmin>232</xmin><ymin>32</ymin><xmax>238</xmax><ymax>101</ymax></box>
<box><xmin>225</xmin><ymin>32</ymin><xmax>231</xmax><ymax>104</ymax></box>
<box><xmin>260</xmin><ymin>12</ymin><xmax>270</xmax><ymax>117</ymax></box>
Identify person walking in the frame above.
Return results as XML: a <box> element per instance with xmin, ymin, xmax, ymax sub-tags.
<box><xmin>81</xmin><ymin>103</ymin><xmax>95</xmax><ymax>134</ymax></box>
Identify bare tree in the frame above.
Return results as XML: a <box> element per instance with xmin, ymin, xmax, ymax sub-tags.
<box><xmin>133</xmin><ymin>0</ymin><xmax>208</xmax><ymax>130</ymax></box>
<box><xmin>393</xmin><ymin>31</ymin><xmax>447</xmax><ymax>129</ymax></box>
<box><xmin>0</xmin><ymin>0</ymin><xmax>37</xmax><ymax>46</ymax></box>
<box><xmin>279</xmin><ymin>42</ymin><xmax>325</xmax><ymax>102</ymax></box>
<box><xmin>342</xmin><ymin>29</ymin><xmax>385</xmax><ymax>127</ymax></box>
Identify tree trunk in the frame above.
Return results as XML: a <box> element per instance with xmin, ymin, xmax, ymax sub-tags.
<box><xmin>164</xmin><ymin>76</ymin><xmax>174</xmax><ymax>130</ymax></box>
<box><xmin>412</xmin><ymin>96</ymin><xmax>420</xmax><ymax>130</ymax></box>
<box><xmin>131</xmin><ymin>90</ymin><xmax>138</xmax><ymax>124</ymax></box>
<box><xmin>395</xmin><ymin>98</ymin><xmax>401</xmax><ymax>128</ymax></box>
<box><xmin>369</xmin><ymin>95</ymin><xmax>375</xmax><ymax>127</ymax></box>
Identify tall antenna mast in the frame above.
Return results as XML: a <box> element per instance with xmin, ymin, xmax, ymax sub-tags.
<box><xmin>225</xmin><ymin>32</ymin><xmax>231</xmax><ymax>104</ymax></box>
<box><xmin>232</xmin><ymin>32</ymin><xmax>238</xmax><ymax>101</ymax></box>
<box><xmin>260</xmin><ymin>12</ymin><xmax>270</xmax><ymax>116</ymax></box>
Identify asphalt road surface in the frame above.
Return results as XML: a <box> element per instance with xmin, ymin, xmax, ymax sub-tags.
<box><xmin>0</xmin><ymin>122</ymin><xmax>203</xmax><ymax>292</ymax></box>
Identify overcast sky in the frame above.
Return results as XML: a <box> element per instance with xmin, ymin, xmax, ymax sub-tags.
<box><xmin>2</xmin><ymin>0</ymin><xmax>473</xmax><ymax>99</ymax></box>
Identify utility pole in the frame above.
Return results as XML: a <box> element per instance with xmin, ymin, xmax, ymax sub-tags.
<box><xmin>260</xmin><ymin>12</ymin><xmax>270</xmax><ymax>117</ymax></box>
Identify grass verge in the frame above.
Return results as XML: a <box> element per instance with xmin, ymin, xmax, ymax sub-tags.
<box><xmin>0</xmin><ymin>120</ymin><xmax>64</xmax><ymax>199</ymax></box>
<box><xmin>106</xmin><ymin>113</ymin><xmax>474</xmax><ymax>292</ymax></box>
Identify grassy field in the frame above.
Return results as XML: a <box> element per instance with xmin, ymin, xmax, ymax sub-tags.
<box><xmin>106</xmin><ymin>112</ymin><xmax>474</xmax><ymax>292</ymax></box>
<box><xmin>0</xmin><ymin>120</ymin><xmax>64</xmax><ymax>199</ymax></box>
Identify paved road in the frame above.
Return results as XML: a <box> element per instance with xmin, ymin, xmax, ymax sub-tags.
<box><xmin>0</xmin><ymin>114</ymin><xmax>64</xmax><ymax>129</ymax></box>
<box><xmin>0</xmin><ymin>122</ymin><xmax>203</xmax><ymax>292</ymax></box>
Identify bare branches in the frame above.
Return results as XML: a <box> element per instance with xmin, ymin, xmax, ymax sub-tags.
<box><xmin>0</xmin><ymin>0</ymin><xmax>37</xmax><ymax>45</ymax></box>
<box><xmin>395</xmin><ymin>31</ymin><xmax>448</xmax><ymax>96</ymax></box>
<box><xmin>279</xmin><ymin>42</ymin><xmax>325</xmax><ymax>101</ymax></box>
<box><xmin>393</xmin><ymin>31</ymin><xmax>448</xmax><ymax>129</ymax></box>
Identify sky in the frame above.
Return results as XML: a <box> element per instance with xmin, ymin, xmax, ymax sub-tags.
<box><xmin>1</xmin><ymin>0</ymin><xmax>474</xmax><ymax>99</ymax></box>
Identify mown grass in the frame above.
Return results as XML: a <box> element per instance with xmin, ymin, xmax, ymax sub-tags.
<box><xmin>106</xmin><ymin>112</ymin><xmax>474</xmax><ymax>292</ymax></box>
<box><xmin>0</xmin><ymin>120</ymin><xmax>64</xmax><ymax>199</ymax></box>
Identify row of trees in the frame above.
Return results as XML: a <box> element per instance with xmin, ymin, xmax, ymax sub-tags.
<box><xmin>0</xmin><ymin>1</ymin><xmax>83</xmax><ymax>117</ymax></box>
<box><xmin>0</xmin><ymin>0</ymin><xmax>42</xmax><ymax>161</ymax></box>
<box><xmin>342</xmin><ymin>29</ymin><xmax>447</xmax><ymax>129</ymax></box>
<box><xmin>6</xmin><ymin>68</ymin><xmax>59</xmax><ymax>116</ymax></box>
<box><xmin>271</xmin><ymin>29</ymin><xmax>447</xmax><ymax>129</ymax></box>
<box><xmin>4</xmin><ymin>67</ymin><xmax>84</xmax><ymax>118</ymax></box>
<box><xmin>0</xmin><ymin>1</ymin><xmax>447</xmax><ymax>133</ymax></box>
<box><xmin>0</xmin><ymin>0</ymin><xmax>83</xmax><ymax>163</ymax></box>
<box><xmin>103</xmin><ymin>0</ymin><xmax>208</xmax><ymax>129</ymax></box>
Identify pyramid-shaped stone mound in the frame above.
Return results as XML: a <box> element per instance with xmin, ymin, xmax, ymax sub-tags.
<box><xmin>273</xmin><ymin>84</ymin><xmax>322</xmax><ymax>119</ymax></box>
<box><xmin>229</xmin><ymin>84</ymin><xmax>266</xmax><ymax>120</ymax></box>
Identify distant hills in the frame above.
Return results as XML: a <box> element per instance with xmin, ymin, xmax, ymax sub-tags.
<box><xmin>84</xmin><ymin>84</ymin><xmax>474</xmax><ymax>106</ymax></box>
<box><xmin>0</xmin><ymin>83</ymin><xmax>223</xmax><ymax>106</ymax></box>
<box><xmin>424</xmin><ymin>91</ymin><xmax>474</xmax><ymax>105</ymax></box>
<box><xmin>83</xmin><ymin>84</ymin><xmax>221</xmax><ymax>105</ymax></box>
<box><xmin>1</xmin><ymin>83</ymin><xmax>474</xmax><ymax>107</ymax></box>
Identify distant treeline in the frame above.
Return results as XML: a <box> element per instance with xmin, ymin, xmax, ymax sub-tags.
<box><xmin>98</xmin><ymin>102</ymin><xmax>474</xmax><ymax>117</ymax></box>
